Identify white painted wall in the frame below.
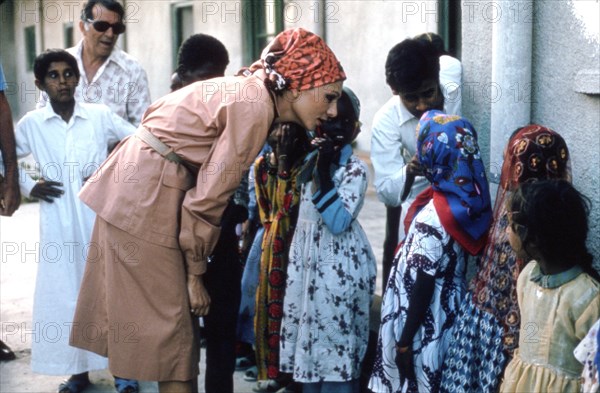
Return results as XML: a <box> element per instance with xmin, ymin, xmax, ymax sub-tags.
<box><xmin>324</xmin><ymin>1</ymin><xmax>438</xmax><ymax>151</ymax></box>
<box><xmin>461</xmin><ymin>0</ymin><xmax>600</xmax><ymax>266</ymax></box>
<box><xmin>531</xmin><ymin>1</ymin><xmax>600</xmax><ymax>266</ymax></box>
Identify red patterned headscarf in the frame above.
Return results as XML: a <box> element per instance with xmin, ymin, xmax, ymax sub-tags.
<box><xmin>500</xmin><ymin>124</ymin><xmax>571</xmax><ymax>191</ymax></box>
<box><xmin>243</xmin><ymin>28</ymin><xmax>346</xmax><ymax>91</ymax></box>
<box><xmin>469</xmin><ymin>125</ymin><xmax>571</xmax><ymax>355</ymax></box>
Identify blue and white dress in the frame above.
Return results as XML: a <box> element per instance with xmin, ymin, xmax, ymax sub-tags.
<box><xmin>279</xmin><ymin>146</ymin><xmax>377</xmax><ymax>383</ymax></box>
<box><xmin>369</xmin><ymin>201</ymin><xmax>467</xmax><ymax>393</ymax></box>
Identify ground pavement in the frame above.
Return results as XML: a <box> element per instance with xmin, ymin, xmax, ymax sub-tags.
<box><xmin>0</xmin><ymin>177</ymin><xmax>387</xmax><ymax>392</ymax></box>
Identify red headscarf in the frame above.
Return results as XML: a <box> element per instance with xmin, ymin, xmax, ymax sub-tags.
<box><xmin>469</xmin><ymin>124</ymin><xmax>571</xmax><ymax>355</ymax></box>
<box><xmin>243</xmin><ymin>28</ymin><xmax>346</xmax><ymax>91</ymax></box>
<box><xmin>500</xmin><ymin>124</ymin><xmax>571</xmax><ymax>190</ymax></box>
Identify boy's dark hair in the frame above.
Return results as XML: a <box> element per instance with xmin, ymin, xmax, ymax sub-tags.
<box><xmin>81</xmin><ymin>0</ymin><xmax>125</xmax><ymax>21</ymax></box>
<box><xmin>509</xmin><ymin>180</ymin><xmax>599</xmax><ymax>282</ymax></box>
<box><xmin>177</xmin><ymin>34</ymin><xmax>229</xmax><ymax>80</ymax></box>
<box><xmin>414</xmin><ymin>32</ymin><xmax>447</xmax><ymax>57</ymax></box>
<box><xmin>34</xmin><ymin>49</ymin><xmax>80</xmax><ymax>82</ymax></box>
<box><xmin>385</xmin><ymin>38</ymin><xmax>440</xmax><ymax>93</ymax></box>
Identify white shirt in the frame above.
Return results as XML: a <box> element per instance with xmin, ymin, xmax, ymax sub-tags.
<box><xmin>38</xmin><ymin>40</ymin><xmax>151</xmax><ymax>127</ymax></box>
<box><xmin>17</xmin><ymin>101</ymin><xmax>136</xmax><ymax>196</ymax></box>
<box><xmin>370</xmin><ymin>55</ymin><xmax>463</xmax><ymax>207</ymax></box>
<box><xmin>15</xmin><ymin>101</ymin><xmax>135</xmax><ymax>374</ymax></box>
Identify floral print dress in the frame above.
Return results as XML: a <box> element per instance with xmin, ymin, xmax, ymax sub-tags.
<box><xmin>369</xmin><ymin>200</ymin><xmax>466</xmax><ymax>393</ymax></box>
<box><xmin>279</xmin><ymin>150</ymin><xmax>377</xmax><ymax>383</ymax></box>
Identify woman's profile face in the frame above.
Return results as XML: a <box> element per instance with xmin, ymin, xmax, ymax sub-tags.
<box><xmin>285</xmin><ymin>81</ymin><xmax>343</xmax><ymax>131</ymax></box>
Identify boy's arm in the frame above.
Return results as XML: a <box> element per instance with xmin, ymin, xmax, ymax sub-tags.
<box><xmin>313</xmin><ymin>155</ymin><xmax>369</xmax><ymax>235</ymax></box>
<box><xmin>371</xmin><ymin>102</ymin><xmax>410</xmax><ymax>207</ymax></box>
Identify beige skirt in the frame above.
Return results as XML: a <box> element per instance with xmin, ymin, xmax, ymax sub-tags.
<box><xmin>70</xmin><ymin>217</ymin><xmax>199</xmax><ymax>381</ymax></box>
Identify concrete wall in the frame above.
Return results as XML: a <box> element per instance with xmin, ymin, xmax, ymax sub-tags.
<box><xmin>531</xmin><ymin>1</ymin><xmax>600</xmax><ymax>265</ymax></box>
<box><xmin>459</xmin><ymin>1</ymin><xmax>494</xmax><ymax>172</ymax></box>
<box><xmin>461</xmin><ymin>0</ymin><xmax>600</xmax><ymax>266</ymax></box>
<box><xmin>123</xmin><ymin>1</ymin><xmax>244</xmax><ymax>101</ymax></box>
<box><xmin>324</xmin><ymin>1</ymin><xmax>437</xmax><ymax>151</ymax></box>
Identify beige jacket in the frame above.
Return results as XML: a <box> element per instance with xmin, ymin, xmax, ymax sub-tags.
<box><xmin>80</xmin><ymin>74</ymin><xmax>275</xmax><ymax>275</ymax></box>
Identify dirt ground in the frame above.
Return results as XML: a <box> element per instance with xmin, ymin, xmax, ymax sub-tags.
<box><xmin>1</xmin><ymin>188</ymin><xmax>386</xmax><ymax>392</ymax></box>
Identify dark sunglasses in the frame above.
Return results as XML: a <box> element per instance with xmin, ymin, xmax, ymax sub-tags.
<box><xmin>87</xmin><ymin>19</ymin><xmax>126</xmax><ymax>34</ymax></box>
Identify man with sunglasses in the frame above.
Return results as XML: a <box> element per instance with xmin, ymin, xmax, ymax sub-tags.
<box><xmin>38</xmin><ymin>0</ymin><xmax>150</xmax><ymax>128</ymax></box>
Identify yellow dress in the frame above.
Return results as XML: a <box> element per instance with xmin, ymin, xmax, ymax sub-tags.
<box><xmin>500</xmin><ymin>262</ymin><xmax>600</xmax><ymax>392</ymax></box>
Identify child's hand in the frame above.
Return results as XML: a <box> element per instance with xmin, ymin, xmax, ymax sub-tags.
<box><xmin>406</xmin><ymin>154</ymin><xmax>424</xmax><ymax>177</ymax></box>
<box><xmin>395</xmin><ymin>345</ymin><xmax>416</xmax><ymax>384</ymax></box>
<box><xmin>30</xmin><ymin>179</ymin><xmax>64</xmax><ymax>202</ymax></box>
<box><xmin>277</xmin><ymin>123</ymin><xmax>297</xmax><ymax>156</ymax></box>
<box><xmin>312</xmin><ymin>136</ymin><xmax>336</xmax><ymax>193</ymax></box>
<box><xmin>312</xmin><ymin>136</ymin><xmax>336</xmax><ymax>174</ymax></box>
<box><xmin>277</xmin><ymin>124</ymin><xmax>294</xmax><ymax>173</ymax></box>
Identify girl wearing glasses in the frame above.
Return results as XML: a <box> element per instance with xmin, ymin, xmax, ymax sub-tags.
<box><xmin>69</xmin><ymin>28</ymin><xmax>345</xmax><ymax>393</ymax></box>
<box><xmin>500</xmin><ymin>180</ymin><xmax>599</xmax><ymax>393</ymax></box>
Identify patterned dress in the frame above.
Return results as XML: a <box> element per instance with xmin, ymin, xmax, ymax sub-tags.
<box><xmin>438</xmin><ymin>204</ymin><xmax>514</xmax><ymax>392</ymax></box>
<box><xmin>279</xmin><ymin>151</ymin><xmax>377</xmax><ymax>383</ymax></box>
<box><xmin>440</xmin><ymin>125</ymin><xmax>572</xmax><ymax>393</ymax></box>
<box><xmin>369</xmin><ymin>201</ymin><xmax>466</xmax><ymax>393</ymax></box>
<box><xmin>254</xmin><ymin>155</ymin><xmax>302</xmax><ymax>381</ymax></box>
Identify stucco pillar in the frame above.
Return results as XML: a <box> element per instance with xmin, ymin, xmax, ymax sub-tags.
<box><xmin>489</xmin><ymin>0</ymin><xmax>533</xmax><ymax>181</ymax></box>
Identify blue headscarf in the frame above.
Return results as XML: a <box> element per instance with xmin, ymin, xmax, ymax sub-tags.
<box><xmin>415</xmin><ymin>110</ymin><xmax>492</xmax><ymax>254</ymax></box>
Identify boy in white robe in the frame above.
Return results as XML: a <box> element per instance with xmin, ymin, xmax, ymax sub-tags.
<box><xmin>15</xmin><ymin>49</ymin><xmax>135</xmax><ymax>393</ymax></box>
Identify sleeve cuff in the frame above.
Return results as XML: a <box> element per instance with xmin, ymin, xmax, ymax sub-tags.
<box><xmin>18</xmin><ymin>167</ymin><xmax>36</xmax><ymax>198</ymax></box>
<box><xmin>312</xmin><ymin>187</ymin><xmax>338</xmax><ymax>212</ymax></box>
<box><xmin>184</xmin><ymin>251</ymin><xmax>207</xmax><ymax>275</ymax></box>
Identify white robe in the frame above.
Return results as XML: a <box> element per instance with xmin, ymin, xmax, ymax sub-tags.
<box><xmin>15</xmin><ymin>102</ymin><xmax>135</xmax><ymax>375</ymax></box>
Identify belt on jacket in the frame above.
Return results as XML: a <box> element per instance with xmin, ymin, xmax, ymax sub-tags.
<box><xmin>135</xmin><ymin>127</ymin><xmax>200</xmax><ymax>177</ymax></box>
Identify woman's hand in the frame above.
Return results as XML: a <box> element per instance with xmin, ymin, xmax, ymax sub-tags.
<box><xmin>30</xmin><ymin>178</ymin><xmax>64</xmax><ymax>202</ymax></box>
<box><xmin>187</xmin><ymin>274</ymin><xmax>211</xmax><ymax>317</ymax></box>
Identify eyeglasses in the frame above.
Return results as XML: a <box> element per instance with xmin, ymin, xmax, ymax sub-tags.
<box><xmin>87</xmin><ymin>19</ymin><xmax>126</xmax><ymax>34</ymax></box>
